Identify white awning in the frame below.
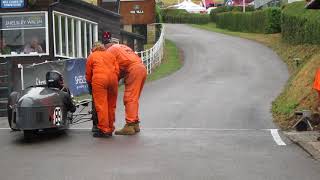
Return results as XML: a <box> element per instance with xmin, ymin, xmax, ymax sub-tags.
<box><xmin>169</xmin><ymin>0</ymin><xmax>206</xmax><ymax>13</ymax></box>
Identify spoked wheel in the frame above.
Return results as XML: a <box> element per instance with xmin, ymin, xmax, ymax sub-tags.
<box><xmin>23</xmin><ymin>130</ymin><xmax>38</xmax><ymax>140</ymax></box>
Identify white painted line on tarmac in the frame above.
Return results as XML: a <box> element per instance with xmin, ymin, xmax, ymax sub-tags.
<box><xmin>270</xmin><ymin>129</ymin><xmax>286</xmax><ymax>146</ymax></box>
<box><xmin>141</xmin><ymin>128</ymin><xmax>271</xmax><ymax>131</ymax></box>
<box><xmin>0</xmin><ymin>126</ymin><xmax>288</xmax><ymax>148</ymax></box>
<box><xmin>0</xmin><ymin>127</ymin><xmax>277</xmax><ymax>131</ymax></box>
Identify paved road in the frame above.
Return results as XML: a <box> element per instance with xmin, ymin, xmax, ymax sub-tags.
<box><xmin>1</xmin><ymin>24</ymin><xmax>320</xmax><ymax>180</ymax></box>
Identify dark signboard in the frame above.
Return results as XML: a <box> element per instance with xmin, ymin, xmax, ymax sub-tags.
<box><xmin>65</xmin><ymin>59</ymin><xmax>89</xmax><ymax>96</ymax></box>
<box><xmin>22</xmin><ymin>59</ymin><xmax>89</xmax><ymax>97</ymax></box>
<box><xmin>0</xmin><ymin>0</ymin><xmax>25</xmax><ymax>8</ymax></box>
<box><xmin>0</xmin><ymin>13</ymin><xmax>45</xmax><ymax>29</ymax></box>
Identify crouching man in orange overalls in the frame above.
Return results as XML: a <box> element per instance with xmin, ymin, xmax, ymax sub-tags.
<box><xmin>103</xmin><ymin>32</ymin><xmax>147</xmax><ymax>135</ymax></box>
<box><xmin>313</xmin><ymin>68</ymin><xmax>320</xmax><ymax>111</ymax></box>
<box><xmin>86</xmin><ymin>42</ymin><xmax>119</xmax><ymax>138</ymax></box>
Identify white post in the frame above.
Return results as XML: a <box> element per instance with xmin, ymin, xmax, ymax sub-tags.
<box><xmin>71</xmin><ymin>18</ymin><xmax>75</xmax><ymax>57</ymax></box>
<box><xmin>93</xmin><ymin>25</ymin><xmax>98</xmax><ymax>42</ymax></box>
<box><xmin>58</xmin><ymin>15</ymin><xmax>62</xmax><ymax>55</ymax></box>
<box><xmin>89</xmin><ymin>24</ymin><xmax>93</xmax><ymax>51</ymax></box>
<box><xmin>146</xmin><ymin>51</ymin><xmax>150</xmax><ymax>74</ymax></box>
<box><xmin>65</xmin><ymin>17</ymin><xmax>69</xmax><ymax>57</ymax></box>
<box><xmin>149</xmin><ymin>50</ymin><xmax>152</xmax><ymax>74</ymax></box>
<box><xmin>18</xmin><ymin>64</ymin><xmax>24</xmax><ymax>90</ymax></box>
<box><xmin>150</xmin><ymin>48</ymin><xmax>153</xmax><ymax>70</ymax></box>
<box><xmin>243</xmin><ymin>0</ymin><xmax>246</xmax><ymax>13</ymax></box>
<box><xmin>84</xmin><ymin>22</ymin><xmax>87</xmax><ymax>57</ymax></box>
<box><xmin>76</xmin><ymin>20</ymin><xmax>82</xmax><ymax>57</ymax></box>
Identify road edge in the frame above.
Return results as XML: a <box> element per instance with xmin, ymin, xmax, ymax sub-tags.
<box><xmin>284</xmin><ymin>131</ymin><xmax>320</xmax><ymax>160</ymax></box>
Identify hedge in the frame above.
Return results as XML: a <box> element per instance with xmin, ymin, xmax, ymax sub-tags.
<box><xmin>162</xmin><ymin>9</ymin><xmax>210</xmax><ymax>24</ymax></box>
<box><xmin>281</xmin><ymin>1</ymin><xmax>320</xmax><ymax>44</ymax></box>
<box><xmin>210</xmin><ymin>6</ymin><xmax>255</xmax><ymax>22</ymax></box>
<box><xmin>156</xmin><ymin>5</ymin><xmax>163</xmax><ymax>23</ymax></box>
<box><xmin>215</xmin><ymin>7</ymin><xmax>281</xmax><ymax>34</ymax></box>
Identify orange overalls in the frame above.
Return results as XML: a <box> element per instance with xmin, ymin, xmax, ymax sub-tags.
<box><xmin>107</xmin><ymin>44</ymin><xmax>147</xmax><ymax>123</ymax></box>
<box><xmin>86</xmin><ymin>51</ymin><xmax>119</xmax><ymax>133</ymax></box>
<box><xmin>314</xmin><ymin>68</ymin><xmax>320</xmax><ymax>101</ymax></box>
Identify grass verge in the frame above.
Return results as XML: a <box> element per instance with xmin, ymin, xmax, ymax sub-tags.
<box><xmin>192</xmin><ymin>23</ymin><xmax>320</xmax><ymax>130</ymax></box>
<box><xmin>147</xmin><ymin>39</ymin><xmax>182</xmax><ymax>82</ymax></box>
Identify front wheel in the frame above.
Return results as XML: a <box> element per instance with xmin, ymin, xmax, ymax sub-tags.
<box><xmin>7</xmin><ymin>91</ymin><xmax>19</xmax><ymax>131</ymax></box>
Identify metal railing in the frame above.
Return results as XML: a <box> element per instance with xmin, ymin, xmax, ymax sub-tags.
<box><xmin>136</xmin><ymin>24</ymin><xmax>165</xmax><ymax>74</ymax></box>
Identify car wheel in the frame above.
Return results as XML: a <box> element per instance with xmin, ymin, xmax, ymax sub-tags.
<box><xmin>8</xmin><ymin>92</ymin><xmax>19</xmax><ymax>131</ymax></box>
<box><xmin>7</xmin><ymin>106</ymin><xmax>12</xmax><ymax>128</ymax></box>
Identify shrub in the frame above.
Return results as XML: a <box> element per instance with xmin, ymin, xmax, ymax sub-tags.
<box><xmin>210</xmin><ymin>6</ymin><xmax>255</xmax><ymax>22</ymax></box>
<box><xmin>281</xmin><ymin>1</ymin><xmax>320</xmax><ymax>44</ymax></box>
<box><xmin>162</xmin><ymin>9</ymin><xmax>210</xmax><ymax>24</ymax></box>
<box><xmin>215</xmin><ymin>7</ymin><xmax>281</xmax><ymax>34</ymax></box>
<box><xmin>155</xmin><ymin>5</ymin><xmax>163</xmax><ymax>23</ymax></box>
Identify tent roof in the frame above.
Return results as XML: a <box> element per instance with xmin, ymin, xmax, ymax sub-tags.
<box><xmin>172</xmin><ymin>0</ymin><xmax>206</xmax><ymax>12</ymax></box>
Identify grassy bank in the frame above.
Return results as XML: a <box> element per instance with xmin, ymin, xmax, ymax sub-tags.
<box><xmin>147</xmin><ymin>39</ymin><xmax>182</xmax><ymax>81</ymax></box>
<box><xmin>192</xmin><ymin>23</ymin><xmax>320</xmax><ymax>129</ymax></box>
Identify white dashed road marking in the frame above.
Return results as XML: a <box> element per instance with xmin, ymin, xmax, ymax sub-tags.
<box><xmin>270</xmin><ymin>129</ymin><xmax>286</xmax><ymax>146</ymax></box>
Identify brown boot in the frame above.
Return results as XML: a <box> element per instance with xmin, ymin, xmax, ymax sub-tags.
<box><xmin>133</xmin><ymin>122</ymin><xmax>140</xmax><ymax>133</ymax></box>
<box><xmin>115</xmin><ymin>123</ymin><xmax>136</xmax><ymax>135</ymax></box>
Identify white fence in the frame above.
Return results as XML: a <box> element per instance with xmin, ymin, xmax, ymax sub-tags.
<box><xmin>136</xmin><ymin>24</ymin><xmax>165</xmax><ymax>74</ymax></box>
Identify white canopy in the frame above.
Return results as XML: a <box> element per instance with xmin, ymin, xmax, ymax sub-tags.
<box><xmin>169</xmin><ymin>0</ymin><xmax>206</xmax><ymax>13</ymax></box>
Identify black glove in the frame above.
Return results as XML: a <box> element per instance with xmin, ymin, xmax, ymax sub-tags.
<box><xmin>88</xmin><ymin>84</ymin><xmax>92</xmax><ymax>95</ymax></box>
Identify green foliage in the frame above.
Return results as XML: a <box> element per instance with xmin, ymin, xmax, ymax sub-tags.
<box><xmin>272</xmin><ymin>98</ymin><xmax>299</xmax><ymax>115</ymax></box>
<box><xmin>214</xmin><ymin>8</ymin><xmax>281</xmax><ymax>34</ymax></box>
<box><xmin>147</xmin><ymin>40</ymin><xmax>182</xmax><ymax>81</ymax></box>
<box><xmin>210</xmin><ymin>6</ymin><xmax>255</xmax><ymax>22</ymax></box>
<box><xmin>156</xmin><ymin>5</ymin><xmax>163</xmax><ymax>23</ymax></box>
<box><xmin>161</xmin><ymin>9</ymin><xmax>210</xmax><ymax>24</ymax></box>
<box><xmin>281</xmin><ymin>1</ymin><xmax>320</xmax><ymax>44</ymax></box>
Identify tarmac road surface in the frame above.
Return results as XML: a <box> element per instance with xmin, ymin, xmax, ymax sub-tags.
<box><xmin>0</xmin><ymin>24</ymin><xmax>319</xmax><ymax>180</ymax></box>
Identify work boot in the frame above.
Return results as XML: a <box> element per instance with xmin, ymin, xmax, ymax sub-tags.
<box><xmin>133</xmin><ymin>122</ymin><xmax>140</xmax><ymax>133</ymax></box>
<box><xmin>115</xmin><ymin>123</ymin><xmax>136</xmax><ymax>135</ymax></box>
<box><xmin>93</xmin><ymin>130</ymin><xmax>113</xmax><ymax>138</ymax></box>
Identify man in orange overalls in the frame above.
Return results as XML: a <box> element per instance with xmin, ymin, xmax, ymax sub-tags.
<box><xmin>103</xmin><ymin>32</ymin><xmax>147</xmax><ymax>135</ymax></box>
<box><xmin>86</xmin><ymin>42</ymin><xmax>119</xmax><ymax>138</ymax></box>
<box><xmin>313</xmin><ymin>68</ymin><xmax>320</xmax><ymax>111</ymax></box>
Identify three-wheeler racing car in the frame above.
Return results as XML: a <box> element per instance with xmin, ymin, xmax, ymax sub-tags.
<box><xmin>7</xmin><ymin>85</ymin><xmax>92</xmax><ymax>139</ymax></box>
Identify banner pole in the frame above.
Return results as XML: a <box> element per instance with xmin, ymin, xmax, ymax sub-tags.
<box><xmin>18</xmin><ymin>64</ymin><xmax>24</xmax><ymax>90</ymax></box>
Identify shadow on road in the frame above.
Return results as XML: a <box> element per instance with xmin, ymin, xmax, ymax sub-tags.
<box><xmin>12</xmin><ymin>130</ymin><xmax>69</xmax><ymax>145</ymax></box>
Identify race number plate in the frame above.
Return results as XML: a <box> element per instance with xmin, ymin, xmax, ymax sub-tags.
<box><xmin>53</xmin><ymin>107</ymin><xmax>62</xmax><ymax>126</ymax></box>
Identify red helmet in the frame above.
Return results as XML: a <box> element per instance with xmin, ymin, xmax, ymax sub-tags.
<box><xmin>102</xmin><ymin>31</ymin><xmax>112</xmax><ymax>44</ymax></box>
